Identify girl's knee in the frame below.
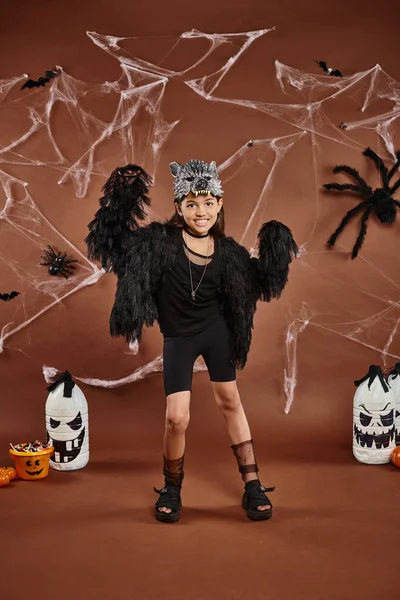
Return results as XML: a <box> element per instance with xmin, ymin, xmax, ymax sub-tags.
<box><xmin>166</xmin><ymin>411</ymin><xmax>190</xmax><ymax>433</ymax></box>
<box><xmin>165</xmin><ymin>391</ymin><xmax>191</xmax><ymax>433</ymax></box>
<box><xmin>215</xmin><ymin>390</ymin><xmax>241</xmax><ymax>413</ymax></box>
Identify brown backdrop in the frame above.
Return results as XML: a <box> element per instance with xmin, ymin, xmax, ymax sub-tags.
<box><xmin>1</xmin><ymin>1</ymin><xmax>399</xmax><ymax>599</ymax></box>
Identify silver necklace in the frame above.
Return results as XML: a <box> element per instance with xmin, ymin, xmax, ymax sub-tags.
<box><xmin>183</xmin><ymin>231</ymin><xmax>210</xmax><ymax>303</ymax></box>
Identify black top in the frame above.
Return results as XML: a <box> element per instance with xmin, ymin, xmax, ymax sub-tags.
<box><xmin>156</xmin><ymin>234</ymin><xmax>224</xmax><ymax>337</ymax></box>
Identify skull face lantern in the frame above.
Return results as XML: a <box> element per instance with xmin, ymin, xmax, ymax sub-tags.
<box><xmin>45</xmin><ymin>371</ymin><xmax>89</xmax><ymax>471</ymax></box>
<box><xmin>353</xmin><ymin>365</ymin><xmax>396</xmax><ymax>464</ymax></box>
<box><xmin>387</xmin><ymin>362</ymin><xmax>400</xmax><ymax>447</ymax></box>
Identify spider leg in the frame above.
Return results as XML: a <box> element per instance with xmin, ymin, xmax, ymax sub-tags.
<box><xmin>60</xmin><ymin>252</ymin><xmax>79</xmax><ymax>265</ymax></box>
<box><xmin>62</xmin><ymin>265</ymin><xmax>76</xmax><ymax>274</ymax></box>
<box><xmin>324</xmin><ymin>183</ymin><xmax>368</xmax><ymax>195</ymax></box>
<box><xmin>46</xmin><ymin>245</ymin><xmax>57</xmax><ymax>258</ymax></box>
<box><xmin>393</xmin><ymin>200</ymin><xmax>400</xmax><ymax>208</ymax></box>
<box><xmin>387</xmin><ymin>151</ymin><xmax>400</xmax><ymax>183</ymax></box>
<box><xmin>327</xmin><ymin>199</ymin><xmax>370</xmax><ymax>248</ymax></box>
<box><xmin>41</xmin><ymin>249</ymin><xmax>55</xmax><ymax>259</ymax></box>
<box><xmin>351</xmin><ymin>204</ymin><xmax>374</xmax><ymax>259</ymax></box>
<box><xmin>390</xmin><ymin>179</ymin><xmax>400</xmax><ymax>195</ymax></box>
<box><xmin>332</xmin><ymin>165</ymin><xmax>372</xmax><ymax>193</ymax></box>
<box><xmin>363</xmin><ymin>147</ymin><xmax>389</xmax><ymax>188</ymax></box>
<box><xmin>40</xmin><ymin>261</ymin><xmax>52</xmax><ymax>266</ymax></box>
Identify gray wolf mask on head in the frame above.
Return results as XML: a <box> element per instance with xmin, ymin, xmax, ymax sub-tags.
<box><xmin>170</xmin><ymin>160</ymin><xmax>224</xmax><ymax>200</ymax></box>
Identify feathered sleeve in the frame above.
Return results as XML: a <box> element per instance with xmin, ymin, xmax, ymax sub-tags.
<box><xmin>252</xmin><ymin>220</ymin><xmax>298</xmax><ymax>302</ymax></box>
<box><xmin>109</xmin><ymin>227</ymin><xmax>153</xmax><ymax>344</ymax></box>
<box><xmin>85</xmin><ymin>164</ymin><xmax>152</xmax><ymax>275</ymax></box>
<box><xmin>109</xmin><ymin>222</ymin><xmax>169</xmax><ymax>344</ymax></box>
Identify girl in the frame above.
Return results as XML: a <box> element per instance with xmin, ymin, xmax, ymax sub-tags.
<box><xmin>86</xmin><ymin>160</ymin><xmax>297</xmax><ymax>523</ymax></box>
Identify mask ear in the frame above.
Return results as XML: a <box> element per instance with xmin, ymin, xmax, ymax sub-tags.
<box><xmin>209</xmin><ymin>160</ymin><xmax>218</xmax><ymax>174</ymax></box>
<box><xmin>170</xmin><ymin>162</ymin><xmax>182</xmax><ymax>177</ymax></box>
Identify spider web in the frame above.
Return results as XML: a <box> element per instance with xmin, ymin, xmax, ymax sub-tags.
<box><xmin>1</xmin><ymin>28</ymin><xmax>400</xmax><ymax>412</ymax></box>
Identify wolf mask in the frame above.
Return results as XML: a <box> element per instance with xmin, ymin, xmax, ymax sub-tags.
<box><xmin>170</xmin><ymin>160</ymin><xmax>224</xmax><ymax>200</ymax></box>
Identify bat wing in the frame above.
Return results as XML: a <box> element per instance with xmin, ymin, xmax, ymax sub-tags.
<box><xmin>21</xmin><ymin>79</ymin><xmax>39</xmax><ymax>90</ymax></box>
<box><xmin>331</xmin><ymin>69</ymin><xmax>343</xmax><ymax>77</ymax></box>
<box><xmin>316</xmin><ymin>60</ymin><xmax>328</xmax><ymax>72</ymax></box>
<box><xmin>0</xmin><ymin>291</ymin><xmax>20</xmax><ymax>301</ymax></box>
<box><xmin>44</xmin><ymin>70</ymin><xmax>58</xmax><ymax>80</ymax></box>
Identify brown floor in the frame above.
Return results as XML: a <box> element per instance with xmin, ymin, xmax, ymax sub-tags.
<box><xmin>1</xmin><ymin>1</ymin><xmax>400</xmax><ymax>599</ymax></box>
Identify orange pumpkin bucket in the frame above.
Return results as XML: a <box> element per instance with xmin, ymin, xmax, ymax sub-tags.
<box><xmin>9</xmin><ymin>444</ymin><xmax>54</xmax><ymax>481</ymax></box>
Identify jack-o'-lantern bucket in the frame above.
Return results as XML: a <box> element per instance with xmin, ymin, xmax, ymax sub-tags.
<box><xmin>9</xmin><ymin>445</ymin><xmax>54</xmax><ymax>481</ymax></box>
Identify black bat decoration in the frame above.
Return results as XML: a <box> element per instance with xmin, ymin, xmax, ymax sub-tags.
<box><xmin>21</xmin><ymin>70</ymin><xmax>58</xmax><ymax>90</ymax></box>
<box><xmin>316</xmin><ymin>60</ymin><xmax>342</xmax><ymax>78</ymax></box>
<box><xmin>0</xmin><ymin>291</ymin><xmax>20</xmax><ymax>301</ymax></box>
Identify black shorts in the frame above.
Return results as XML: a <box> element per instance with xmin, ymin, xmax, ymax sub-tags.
<box><xmin>163</xmin><ymin>317</ymin><xmax>236</xmax><ymax>396</ymax></box>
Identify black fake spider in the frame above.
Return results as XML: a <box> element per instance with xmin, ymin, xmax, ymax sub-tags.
<box><xmin>324</xmin><ymin>147</ymin><xmax>400</xmax><ymax>258</ymax></box>
<box><xmin>40</xmin><ymin>245</ymin><xmax>78</xmax><ymax>278</ymax></box>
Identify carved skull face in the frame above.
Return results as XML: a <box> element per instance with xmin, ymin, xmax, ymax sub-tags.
<box><xmin>46</xmin><ymin>412</ymin><xmax>86</xmax><ymax>465</ymax></box>
<box><xmin>387</xmin><ymin>369</ymin><xmax>400</xmax><ymax>446</ymax></box>
<box><xmin>353</xmin><ymin>372</ymin><xmax>396</xmax><ymax>464</ymax></box>
<box><xmin>46</xmin><ymin>376</ymin><xmax>89</xmax><ymax>471</ymax></box>
<box><xmin>354</xmin><ymin>403</ymin><xmax>394</xmax><ymax>449</ymax></box>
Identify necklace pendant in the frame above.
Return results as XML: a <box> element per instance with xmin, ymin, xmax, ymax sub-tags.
<box><xmin>191</xmin><ymin>291</ymin><xmax>196</xmax><ymax>301</ymax></box>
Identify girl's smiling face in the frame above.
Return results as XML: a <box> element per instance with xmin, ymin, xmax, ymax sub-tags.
<box><xmin>176</xmin><ymin>193</ymin><xmax>223</xmax><ymax>235</ymax></box>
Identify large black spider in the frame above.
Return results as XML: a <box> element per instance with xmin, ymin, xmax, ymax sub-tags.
<box><xmin>40</xmin><ymin>245</ymin><xmax>78</xmax><ymax>279</ymax></box>
<box><xmin>324</xmin><ymin>147</ymin><xmax>400</xmax><ymax>258</ymax></box>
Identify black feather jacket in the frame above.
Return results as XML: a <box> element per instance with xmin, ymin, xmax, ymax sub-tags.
<box><xmin>109</xmin><ymin>221</ymin><xmax>297</xmax><ymax>369</ymax></box>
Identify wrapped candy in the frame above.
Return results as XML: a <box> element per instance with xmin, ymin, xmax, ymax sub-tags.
<box><xmin>10</xmin><ymin>440</ymin><xmax>52</xmax><ymax>452</ymax></box>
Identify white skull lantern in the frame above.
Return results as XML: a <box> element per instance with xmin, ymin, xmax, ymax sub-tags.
<box><xmin>45</xmin><ymin>371</ymin><xmax>89</xmax><ymax>471</ymax></box>
<box><xmin>353</xmin><ymin>365</ymin><xmax>395</xmax><ymax>464</ymax></box>
<box><xmin>387</xmin><ymin>362</ymin><xmax>400</xmax><ymax>447</ymax></box>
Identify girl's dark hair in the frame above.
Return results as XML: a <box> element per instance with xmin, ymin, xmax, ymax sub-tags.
<box><xmin>166</xmin><ymin>199</ymin><xmax>225</xmax><ymax>237</ymax></box>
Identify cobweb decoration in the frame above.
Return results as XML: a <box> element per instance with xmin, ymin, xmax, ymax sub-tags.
<box><xmin>0</xmin><ymin>169</ymin><xmax>103</xmax><ymax>353</ymax></box>
<box><xmin>0</xmin><ymin>64</ymin><xmax>178</xmax><ymax>198</ymax></box>
<box><xmin>43</xmin><ymin>358</ymin><xmax>207</xmax><ymax>389</ymax></box>
<box><xmin>0</xmin><ymin>73</ymin><xmax>29</xmax><ymax>102</ymax></box>
<box><xmin>283</xmin><ymin>304</ymin><xmax>310</xmax><ymax>414</ymax></box>
<box><xmin>86</xmin><ymin>28</ymin><xmax>273</xmax><ymax>88</ymax></box>
<box><xmin>218</xmin><ymin>132</ymin><xmax>307</xmax><ymax>245</ymax></box>
<box><xmin>1</xmin><ymin>28</ymin><xmax>400</xmax><ymax>412</ymax></box>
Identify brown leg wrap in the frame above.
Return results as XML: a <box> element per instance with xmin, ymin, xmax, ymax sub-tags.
<box><xmin>163</xmin><ymin>454</ymin><xmax>185</xmax><ymax>488</ymax></box>
<box><xmin>231</xmin><ymin>439</ymin><xmax>259</xmax><ymax>483</ymax></box>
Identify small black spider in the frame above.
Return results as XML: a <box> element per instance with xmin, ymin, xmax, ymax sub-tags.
<box><xmin>324</xmin><ymin>147</ymin><xmax>400</xmax><ymax>258</ymax></box>
<box><xmin>40</xmin><ymin>245</ymin><xmax>78</xmax><ymax>278</ymax></box>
